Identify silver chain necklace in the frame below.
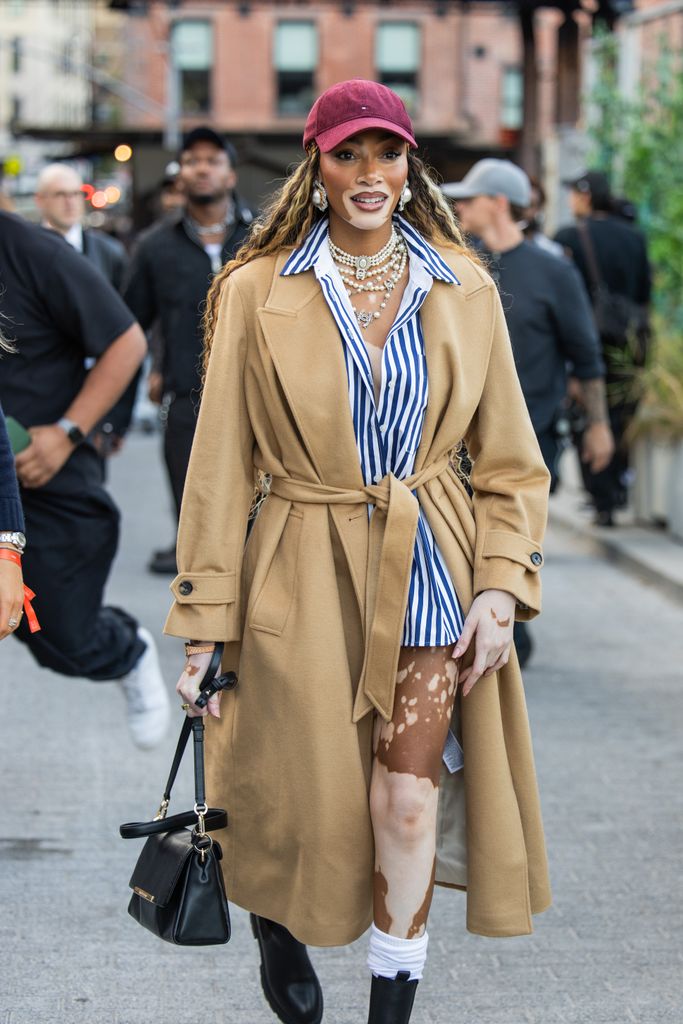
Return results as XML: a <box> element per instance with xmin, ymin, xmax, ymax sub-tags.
<box><xmin>187</xmin><ymin>214</ymin><xmax>229</xmax><ymax>237</ymax></box>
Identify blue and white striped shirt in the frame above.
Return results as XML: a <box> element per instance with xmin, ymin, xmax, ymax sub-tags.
<box><xmin>282</xmin><ymin>215</ymin><xmax>464</xmax><ymax>648</ymax></box>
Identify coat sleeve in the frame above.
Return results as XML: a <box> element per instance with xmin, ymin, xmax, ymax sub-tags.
<box><xmin>163</xmin><ymin>276</ymin><xmax>255</xmax><ymax>640</ymax></box>
<box><xmin>464</xmin><ymin>284</ymin><xmax>550</xmax><ymax>618</ymax></box>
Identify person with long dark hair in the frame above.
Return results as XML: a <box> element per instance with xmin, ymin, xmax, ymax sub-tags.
<box><xmin>171</xmin><ymin>81</ymin><xmax>551</xmax><ymax>1024</ymax></box>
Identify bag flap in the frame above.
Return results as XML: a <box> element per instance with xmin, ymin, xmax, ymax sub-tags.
<box><xmin>129</xmin><ymin>829</ymin><xmax>194</xmax><ymax>908</ymax></box>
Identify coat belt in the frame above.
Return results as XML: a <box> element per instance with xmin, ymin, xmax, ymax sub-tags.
<box><xmin>268</xmin><ymin>456</ymin><xmax>451</xmax><ymax>723</ymax></box>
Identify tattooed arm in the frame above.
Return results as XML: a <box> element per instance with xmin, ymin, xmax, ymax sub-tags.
<box><xmin>572</xmin><ymin>376</ymin><xmax>614</xmax><ymax>473</ymax></box>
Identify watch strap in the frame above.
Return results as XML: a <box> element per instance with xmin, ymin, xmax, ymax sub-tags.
<box><xmin>184</xmin><ymin>643</ymin><xmax>217</xmax><ymax>657</ymax></box>
<box><xmin>57</xmin><ymin>418</ymin><xmax>85</xmax><ymax>445</ymax></box>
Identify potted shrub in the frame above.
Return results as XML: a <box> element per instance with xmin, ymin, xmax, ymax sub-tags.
<box><xmin>628</xmin><ymin>326</ymin><xmax>683</xmax><ymax>534</ymax></box>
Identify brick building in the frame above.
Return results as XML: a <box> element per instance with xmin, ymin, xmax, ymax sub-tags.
<box><xmin>107</xmin><ymin>0</ymin><xmax>572</xmax><ymax>212</ymax></box>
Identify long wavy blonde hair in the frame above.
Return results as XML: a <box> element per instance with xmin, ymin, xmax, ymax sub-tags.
<box><xmin>201</xmin><ymin>144</ymin><xmax>478</xmax><ymax>378</ymax></box>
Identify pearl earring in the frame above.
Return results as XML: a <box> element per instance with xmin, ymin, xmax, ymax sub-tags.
<box><xmin>312</xmin><ymin>181</ymin><xmax>328</xmax><ymax>212</ymax></box>
<box><xmin>398</xmin><ymin>183</ymin><xmax>412</xmax><ymax>212</ymax></box>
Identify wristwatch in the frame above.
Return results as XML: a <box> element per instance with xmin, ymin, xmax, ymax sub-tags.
<box><xmin>0</xmin><ymin>531</ymin><xmax>26</xmax><ymax>552</ymax></box>
<box><xmin>57</xmin><ymin>417</ymin><xmax>86</xmax><ymax>446</ymax></box>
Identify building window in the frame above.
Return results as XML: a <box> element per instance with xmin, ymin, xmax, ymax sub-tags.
<box><xmin>10</xmin><ymin>96</ymin><xmax>22</xmax><ymax>124</ymax></box>
<box><xmin>275</xmin><ymin>21</ymin><xmax>318</xmax><ymax>116</ymax></box>
<box><xmin>11</xmin><ymin>38</ymin><xmax>22</xmax><ymax>74</ymax></box>
<box><xmin>171</xmin><ymin>20</ymin><xmax>213</xmax><ymax>115</ymax></box>
<box><xmin>501</xmin><ymin>67</ymin><xmax>523</xmax><ymax>130</ymax></box>
<box><xmin>376</xmin><ymin>22</ymin><xmax>420</xmax><ymax>114</ymax></box>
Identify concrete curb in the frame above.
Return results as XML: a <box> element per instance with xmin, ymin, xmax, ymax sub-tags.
<box><xmin>548</xmin><ymin>488</ymin><xmax>683</xmax><ymax>605</ymax></box>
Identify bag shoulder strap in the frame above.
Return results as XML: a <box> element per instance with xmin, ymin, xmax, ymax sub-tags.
<box><xmin>576</xmin><ymin>220</ymin><xmax>603</xmax><ymax>294</ymax></box>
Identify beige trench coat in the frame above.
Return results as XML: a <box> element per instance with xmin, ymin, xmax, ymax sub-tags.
<box><xmin>164</xmin><ymin>243</ymin><xmax>552</xmax><ymax>946</ymax></box>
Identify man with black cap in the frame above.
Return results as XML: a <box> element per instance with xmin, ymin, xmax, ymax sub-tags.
<box><xmin>556</xmin><ymin>170</ymin><xmax>651</xmax><ymax>525</ymax></box>
<box><xmin>443</xmin><ymin>159</ymin><xmax>613</xmax><ymax>665</ymax></box>
<box><xmin>123</xmin><ymin>128</ymin><xmax>254</xmax><ymax>573</ymax></box>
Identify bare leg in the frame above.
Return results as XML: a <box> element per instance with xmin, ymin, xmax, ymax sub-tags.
<box><xmin>369</xmin><ymin>645</ymin><xmax>458</xmax><ymax>938</ymax></box>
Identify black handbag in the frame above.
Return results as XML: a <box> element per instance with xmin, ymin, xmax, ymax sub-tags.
<box><xmin>120</xmin><ymin>644</ymin><xmax>237</xmax><ymax>946</ymax></box>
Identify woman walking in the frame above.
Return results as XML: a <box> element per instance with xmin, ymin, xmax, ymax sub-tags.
<box><xmin>171</xmin><ymin>80</ymin><xmax>551</xmax><ymax>1024</ymax></box>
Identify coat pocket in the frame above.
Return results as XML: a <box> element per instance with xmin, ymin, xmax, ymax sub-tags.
<box><xmin>249</xmin><ymin>510</ymin><xmax>303</xmax><ymax>636</ymax></box>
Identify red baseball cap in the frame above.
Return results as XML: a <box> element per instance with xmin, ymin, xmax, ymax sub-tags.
<box><xmin>303</xmin><ymin>79</ymin><xmax>417</xmax><ymax>153</ymax></box>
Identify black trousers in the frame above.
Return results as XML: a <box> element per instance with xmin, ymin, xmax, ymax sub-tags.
<box><xmin>163</xmin><ymin>393</ymin><xmax>198</xmax><ymax>521</ymax></box>
<box><xmin>574</xmin><ymin>400</ymin><xmax>634</xmax><ymax>514</ymax></box>
<box><xmin>536</xmin><ymin>429</ymin><xmax>561</xmax><ymax>495</ymax></box>
<box><xmin>14</xmin><ymin>449</ymin><xmax>144</xmax><ymax>680</ymax></box>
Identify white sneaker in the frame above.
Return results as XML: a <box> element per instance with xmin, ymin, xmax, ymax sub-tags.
<box><xmin>118</xmin><ymin>627</ymin><xmax>171</xmax><ymax>749</ymax></box>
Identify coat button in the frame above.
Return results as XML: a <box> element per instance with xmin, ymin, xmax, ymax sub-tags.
<box><xmin>178</xmin><ymin>580</ymin><xmax>193</xmax><ymax>596</ymax></box>
<box><xmin>530</xmin><ymin>552</ymin><xmax>543</xmax><ymax>567</ymax></box>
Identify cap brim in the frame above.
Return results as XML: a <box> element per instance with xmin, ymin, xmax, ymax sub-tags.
<box><xmin>314</xmin><ymin>117</ymin><xmax>417</xmax><ymax>153</ymax></box>
<box><xmin>441</xmin><ymin>182</ymin><xmax>479</xmax><ymax>199</ymax></box>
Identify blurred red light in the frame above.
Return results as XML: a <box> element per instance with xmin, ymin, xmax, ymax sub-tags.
<box><xmin>81</xmin><ymin>183</ymin><xmax>95</xmax><ymax>200</ymax></box>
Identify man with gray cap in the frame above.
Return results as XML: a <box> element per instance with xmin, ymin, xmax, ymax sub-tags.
<box><xmin>443</xmin><ymin>159</ymin><xmax>613</xmax><ymax>663</ymax></box>
<box><xmin>443</xmin><ymin>159</ymin><xmax>612</xmax><ymax>488</ymax></box>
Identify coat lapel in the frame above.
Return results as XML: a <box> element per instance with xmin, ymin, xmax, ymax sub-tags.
<box><xmin>256</xmin><ymin>256</ymin><xmax>369</xmax><ymax>624</ymax></box>
<box><xmin>256</xmin><ymin>255</ymin><xmax>365</xmax><ymax>491</ymax></box>
<box><xmin>415</xmin><ymin>254</ymin><xmax>491</xmax><ymax>471</ymax></box>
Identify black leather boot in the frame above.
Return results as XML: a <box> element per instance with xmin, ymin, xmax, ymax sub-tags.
<box><xmin>368</xmin><ymin>972</ymin><xmax>419</xmax><ymax>1024</ymax></box>
<box><xmin>250</xmin><ymin>914</ymin><xmax>323</xmax><ymax>1024</ymax></box>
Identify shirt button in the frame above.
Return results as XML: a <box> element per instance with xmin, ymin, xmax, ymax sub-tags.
<box><xmin>380</xmin><ymin>425</ymin><xmax>387</xmax><ymax>433</ymax></box>
<box><xmin>530</xmin><ymin>552</ymin><xmax>543</xmax><ymax>567</ymax></box>
<box><xmin>178</xmin><ymin>580</ymin><xmax>194</xmax><ymax>596</ymax></box>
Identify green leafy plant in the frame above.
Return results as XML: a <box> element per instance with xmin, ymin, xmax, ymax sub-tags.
<box><xmin>627</xmin><ymin>319</ymin><xmax>683</xmax><ymax>440</ymax></box>
<box><xmin>587</xmin><ymin>34</ymin><xmax>683</xmax><ymax>436</ymax></box>
<box><xmin>588</xmin><ymin>36</ymin><xmax>683</xmax><ymax>325</ymax></box>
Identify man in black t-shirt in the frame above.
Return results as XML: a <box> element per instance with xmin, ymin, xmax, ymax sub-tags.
<box><xmin>556</xmin><ymin>171</ymin><xmax>652</xmax><ymax>524</ymax></box>
<box><xmin>443</xmin><ymin>160</ymin><xmax>613</xmax><ymax>490</ymax></box>
<box><xmin>0</xmin><ymin>212</ymin><xmax>170</xmax><ymax>748</ymax></box>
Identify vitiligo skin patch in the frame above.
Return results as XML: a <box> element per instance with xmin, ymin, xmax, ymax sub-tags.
<box><xmin>490</xmin><ymin>607</ymin><xmax>510</xmax><ymax>628</ymax></box>
<box><xmin>371</xmin><ymin>645</ymin><xmax>459</xmax><ymax>938</ymax></box>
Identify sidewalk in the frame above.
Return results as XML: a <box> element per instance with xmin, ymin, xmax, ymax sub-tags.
<box><xmin>1</xmin><ymin>435</ymin><xmax>681</xmax><ymax>1023</ymax></box>
<box><xmin>549</xmin><ymin>450</ymin><xmax>683</xmax><ymax>603</ymax></box>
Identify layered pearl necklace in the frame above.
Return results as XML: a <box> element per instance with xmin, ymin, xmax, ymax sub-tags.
<box><xmin>328</xmin><ymin>228</ymin><xmax>408</xmax><ymax>330</ymax></box>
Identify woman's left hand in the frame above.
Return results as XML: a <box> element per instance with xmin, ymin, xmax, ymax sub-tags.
<box><xmin>452</xmin><ymin>589</ymin><xmax>516</xmax><ymax>696</ymax></box>
<box><xmin>0</xmin><ymin>557</ymin><xmax>24</xmax><ymax>641</ymax></box>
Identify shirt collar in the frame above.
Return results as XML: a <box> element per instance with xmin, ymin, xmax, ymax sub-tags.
<box><xmin>281</xmin><ymin>214</ymin><xmax>460</xmax><ymax>285</ymax></box>
<box><xmin>62</xmin><ymin>223</ymin><xmax>84</xmax><ymax>252</ymax></box>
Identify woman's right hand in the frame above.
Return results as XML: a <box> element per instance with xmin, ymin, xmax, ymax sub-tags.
<box><xmin>176</xmin><ymin>650</ymin><xmax>222</xmax><ymax>719</ymax></box>
<box><xmin>0</xmin><ymin>557</ymin><xmax>24</xmax><ymax>641</ymax></box>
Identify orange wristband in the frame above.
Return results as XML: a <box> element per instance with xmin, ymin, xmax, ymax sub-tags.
<box><xmin>0</xmin><ymin>549</ymin><xmax>41</xmax><ymax>633</ymax></box>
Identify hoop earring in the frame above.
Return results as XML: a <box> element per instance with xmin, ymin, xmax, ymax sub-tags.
<box><xmin>312</xmin><ymin>181</ymin><xmax>328</xmax><ymax>212</ymax></box>
<box><xmin>398</xmin><ymin>183</ymin><xmax>412</xmax><ymax>212</ymax></box>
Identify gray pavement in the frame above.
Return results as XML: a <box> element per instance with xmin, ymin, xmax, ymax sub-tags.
<box><xmin>1</xmin><ymin>434</ymin><xmax>682</xmax><ymax>1024</ymax></box>
<box><xmin>549</xmin><ymin>450</ymin><xmax>683</xmax><ymax>604</ymax></box>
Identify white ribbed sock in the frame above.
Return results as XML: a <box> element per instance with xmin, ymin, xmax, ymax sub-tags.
<box><xmin>367</xmin><ymin>923</ymin><xmax>429</xmax><ymax>981</ymax></box>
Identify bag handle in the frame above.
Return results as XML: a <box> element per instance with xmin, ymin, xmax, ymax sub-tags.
<box><xmin>120</xmin><ymin>643</ymin><xmax>237</xmax><ymax>840</ymax></box>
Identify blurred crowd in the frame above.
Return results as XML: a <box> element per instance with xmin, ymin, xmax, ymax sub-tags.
<box><xmin>0</xmin><ymin>127</ymin><xmax>651</xmax><ymax>744</ymax></box>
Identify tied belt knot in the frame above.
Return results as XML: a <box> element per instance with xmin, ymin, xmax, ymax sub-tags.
<box><xmin>269</xmin><ymin>456</ymin><xmax>450</xmax><ymax>722</ymax></box>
